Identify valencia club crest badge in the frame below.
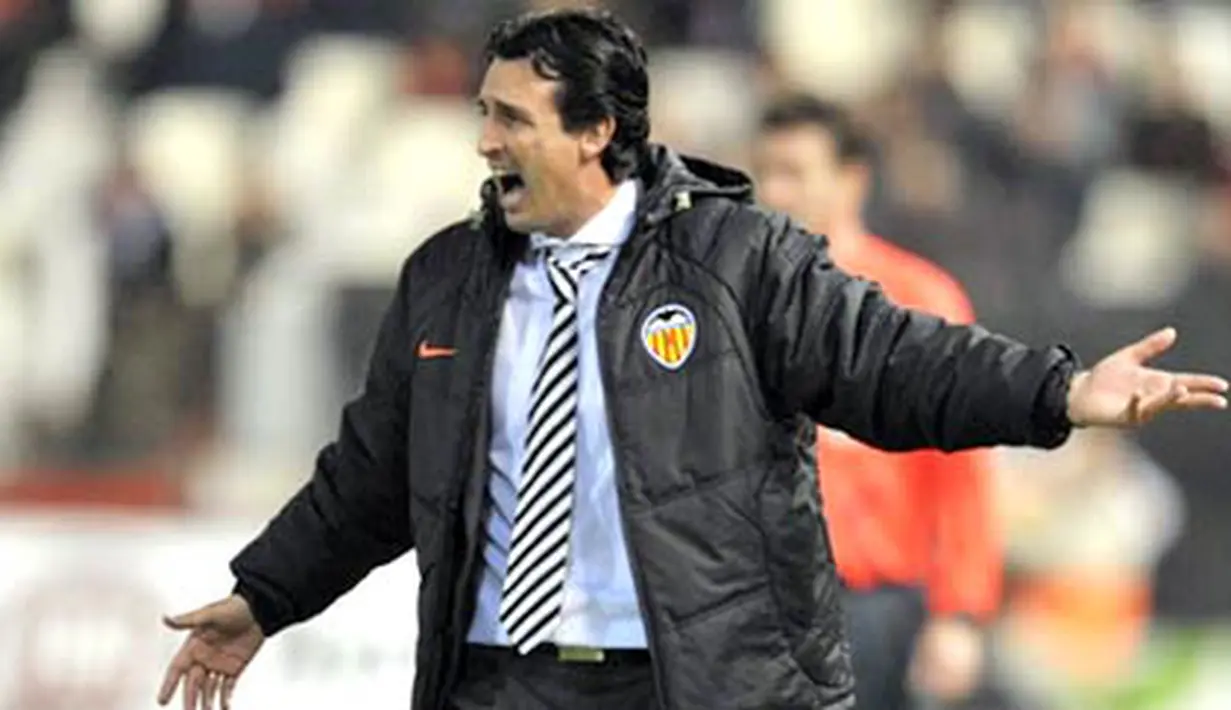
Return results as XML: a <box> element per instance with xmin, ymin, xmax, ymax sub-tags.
<box><xmin>640</xmin><ymin>304</ymin><xmax>697</xmax><ymax>370</ymax></box>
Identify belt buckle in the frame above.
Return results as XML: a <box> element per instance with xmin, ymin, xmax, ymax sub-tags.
<box><xmin>556</xmin><ymin>645</ymin><xmax>605</xmax><ymax>664</ymax></box>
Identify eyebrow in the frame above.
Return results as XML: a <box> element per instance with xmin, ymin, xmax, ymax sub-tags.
<box><xmin>476</xmin><ymin>96</ymin><xmax>535</xmax><ymax>126</ymax></box>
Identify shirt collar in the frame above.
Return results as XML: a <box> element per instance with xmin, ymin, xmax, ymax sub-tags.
<box><xmin>530</xmin><ymin>179</ymin><xmax>639</xmax><ymax>253</ymax></box>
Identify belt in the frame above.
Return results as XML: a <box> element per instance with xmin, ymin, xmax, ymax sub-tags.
<box><xmin>466</xmin><ymin>642</ymin><xmax>650</xmax><ymax>666</ymax></box>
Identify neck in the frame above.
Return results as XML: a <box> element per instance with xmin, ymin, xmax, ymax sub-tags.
<box><xmin>549</xmin><ymin>175</ymin><xmax>619</xmax><ymax>238</ymax></box>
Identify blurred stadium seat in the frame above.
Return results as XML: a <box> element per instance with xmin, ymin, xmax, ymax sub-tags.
<box><xmin>1060</xmin><ymin>169</ymin><xmax>1197</xmax><ymax>308</ymax></box>
<box><xmin>941</xmin><ymin>0</ymin><xmax>1036</xmax><ymax>119</ymax></box>
<box><xmin>1174</xmin><ymin>5</ymin><xmax>1231</xmax><ymax>136</ymax></box>
<box><xmin>762</xmin><ymin>0</ymin><xmax>920</xmax><ymax>103</ymax></box>
<box><xmin>71</xmin><ymin>0</ymin><xmax>166</xmax><ymax>61</ymax></box>
<box><xmin>126</xmin><ymin>90</ymin><xmax>251</xmax><ymax>305</ymax></box>
<box><xmin>648</xmin><ymin>49</ymin><xmax>759</xmax><ymax>166</ymax></box>
<box><xmin>263</xmin><ymin>34</ymin><xmax>402</xmax><ymax>229</ymax></box>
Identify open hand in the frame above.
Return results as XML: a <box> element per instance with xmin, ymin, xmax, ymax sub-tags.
<box><xmin>158</xmin><ymin>595</ymin><xmax>264</xmax><ymax>710</ymax></box>
<box><xmin>1067</xmin><ymin>327</ymin><xmax>1228</xmax><ymax>428</ymax></box>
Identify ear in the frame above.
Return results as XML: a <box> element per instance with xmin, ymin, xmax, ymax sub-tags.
<box><xmin>578</xmin><ymin>116</ymin><xmax>616</xmax><ymax>162</ymax></box>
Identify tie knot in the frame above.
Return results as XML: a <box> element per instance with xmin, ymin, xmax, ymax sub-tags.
<box><xmin>544</xmin><ymin>246</ymin><xmax>612</xmax><ymax>303</ymax></box>
<box><xmin>545</xmin><ymin>245</ymin><xmax>611</xmax><ymax>271</ymax></box>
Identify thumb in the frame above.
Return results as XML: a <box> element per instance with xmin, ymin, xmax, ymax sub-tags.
<box><xmin>1125</xmin><ymin>326</ymin><xmax>1177</xmax><ymax>363</ymax></box>
<box><xmin>163</xmin><ymin>603</ymin><xmax>219</xmax><ymax>630</ymax></box>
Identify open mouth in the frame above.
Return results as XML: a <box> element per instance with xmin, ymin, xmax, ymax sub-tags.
<box><xmin>495</xmin><ymin>172</ymin><xmax>525</xmax><ymax>193</ymax></box>
<box><xmin>494</xmin><ymin>171</ymin><xmax>527</xmax><ymax>209</ymax></box>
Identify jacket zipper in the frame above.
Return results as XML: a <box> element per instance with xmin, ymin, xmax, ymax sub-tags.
<box><xmin>439</xmin><ymin>266</ymin><xmax>513</xmax><ymax>708</ymax></box>
<box><xmin>597</xmin><ymin>227</ymin><xmax>671</xmax><ymax>709</ymax></box>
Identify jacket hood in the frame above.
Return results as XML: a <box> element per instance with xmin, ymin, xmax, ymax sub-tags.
<box><xmin>634</xmin><ymin>144</ymin><xmax>754</xmax><ymax>223</ymax></box>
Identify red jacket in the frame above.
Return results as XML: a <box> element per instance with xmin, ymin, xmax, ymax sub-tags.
<box><xmin>819</xmin><ymin>234</ymin><xmax>1002</xmax><ymax>619</ymax></box>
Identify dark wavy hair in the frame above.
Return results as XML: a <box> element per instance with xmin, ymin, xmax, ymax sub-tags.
<box><xmin>483</xmin><ymin>8</ymin><xmax>650</xmax><ymax>182</ymax></box>
<box><xmin>759</xmin><ymin>93</ymin><xmax>873</xmax><ymax>165</ymax></box>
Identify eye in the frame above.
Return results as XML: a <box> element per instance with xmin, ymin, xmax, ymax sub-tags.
<box><xmin>495</xmin><ymin>106</ymin><xmax>521</xmax><ymax>126</ymax></box>
<box><xmin>475</xmin><ymin>99</ymin><xmax>532</xmax><ymax>128</ymax></box>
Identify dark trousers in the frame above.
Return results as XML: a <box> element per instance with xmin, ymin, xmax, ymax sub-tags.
<box><xmin>844</xmin><ymin>586</ymin><xmax>927</xmax><ymax>710</ymax></box>
<box><xmin>448</xmin><ymin>644</ymin><xmax>659</xmax><ymax>710</ymax></box>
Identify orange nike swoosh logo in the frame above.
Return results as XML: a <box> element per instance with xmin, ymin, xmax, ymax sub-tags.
<box><xmin>417</xmin><ymin>342</ymin><xmax>456</xmax><ymax>359</ymax></box>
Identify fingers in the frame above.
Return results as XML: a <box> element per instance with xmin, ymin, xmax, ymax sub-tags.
<box><xmin>1175</xmin><ymin>392</ymin><xmax>1228</xmax><ymax>410</ymax></box>
<box><xmin>160</xmin><ymin>606</ymin><xmax>212</xmax><ymax>707</ymax></box>
<box><xmin>221</xmin><ymin>675</ymin><xmax>237</xmax><ymax>710</ymax></box>
<box><xmin>1124</xmin><ymin>327</ymin><xmax>1177</xmax><ymax>363</ymax></box>
<box><xmin>1174</xmin><ymin>373</ymin><xmax>1230</xmax><ymax>395</ymax></box>
<box><xmin>157</xmin><ymin>658</ymin><xmax>237</xmax><ymax>710</ymax></box>
<box><xmin>158</xmin><ymin>653</ymin><xmax>190</xmax><ymax>706</ymax></box>
<box><xmin>184</xmin><ymin>665</ymin><xmax>206</xmax><ymax>710</ymax></box>
<box><xmin>202</xmin><ymin>671</ymin><xmax>221</xmax><ymax>710</ymax></box>
<box><xmin>1133</xmin><ymin>382</ymin><xmax>1227</xmax><ymax>422</ymax></box>
<box><xmin>1126</xmin><ymin>371</ymin><xmax>1229</xmax><ymax>425</ymax></box>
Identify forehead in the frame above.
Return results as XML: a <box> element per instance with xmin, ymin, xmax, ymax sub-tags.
<box><xmin>758</xmin><ymin>124</ymin><xmax>838</xmax><ymax>162</ymax></box>
<box><xmin>477</xmin><ymin>58</ymin><xmax>560</xmax><ymax>114</ymax></box>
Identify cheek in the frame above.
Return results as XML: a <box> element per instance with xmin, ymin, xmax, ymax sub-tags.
<box><xmin>505</xmin><ymin>129</ymin><xmax>538</xmax><ymax>161</ymax></box>
<box><xmin>808</xmin><ymin>176</ymin><xmax>839</xmax><ymax>208</ymax></box>
<box><xmin>529</xmin><ymin>142</ymin><xmax>574</xmax><ymax>196</ymax></box>
<box><xmin>514</xmin><ymin>137</ymin><xmax>547</xmax><ymax>180</ymax></box>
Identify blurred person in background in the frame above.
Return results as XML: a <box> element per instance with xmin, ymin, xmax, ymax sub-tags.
<box><xmin>154</xmin><ymin>8</ymin><xmax>1229</xmax><ymax>710</ymax></box>
<box><xmin>83</xmin><ymin>157</ymin><xmax>182</xmax><ymax>464</ymax></box>
<box><xmin>753</xmin><ymin>93</ymin><xmax>999</xmax><ymax>710</ymax></box>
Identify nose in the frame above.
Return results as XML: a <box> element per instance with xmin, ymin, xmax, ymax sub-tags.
<box><xmin>477</xmin><ymin>118</ymin><xmax>502</xmax><ymax>161</ymax></box>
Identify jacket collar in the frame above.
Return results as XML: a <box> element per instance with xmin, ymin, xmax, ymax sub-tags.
<box><xmin>476</xmin><ymin>143</ymin><xmax>755</xmax><ymax>266</ymax></box>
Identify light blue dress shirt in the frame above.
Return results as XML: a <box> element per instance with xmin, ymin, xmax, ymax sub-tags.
<box><xmin>466</xmin><ymin>180</ymin><xmax>647</xmax><ymax>649</ymax></box>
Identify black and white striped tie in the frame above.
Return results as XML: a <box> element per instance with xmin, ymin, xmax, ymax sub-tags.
<box><xmin>500</xmin><ymin>246</ymin><xmax>612</xmax><ymax>653</ymax></box>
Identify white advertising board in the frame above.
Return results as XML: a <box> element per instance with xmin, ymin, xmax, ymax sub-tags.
<box><xmin>0</xmin><ymin>511</ymin><xmax>420</xmax><ymax>710</ymax></box>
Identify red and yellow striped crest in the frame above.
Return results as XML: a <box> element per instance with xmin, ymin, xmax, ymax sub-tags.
<box><xmin>640</xmin><ymin>304</ymin><xmax>697</xmax><ymax>370</ymax></box>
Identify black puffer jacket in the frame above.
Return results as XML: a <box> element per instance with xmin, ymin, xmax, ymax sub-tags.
<box><xmin>230</xmin><ymin>145</ymin><xmax>1076</xmax><ymax>709</ymax></box>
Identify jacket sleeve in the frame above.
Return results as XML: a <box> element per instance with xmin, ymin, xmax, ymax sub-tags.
<box><xmin>229</xmin><ymin>258</ymin><xmax>417</xmax><ymax>636</ymax></box>
<box><xmin>750</xmin><ymin>217</ymin><xmax>1078</xmax><ymax>452</ymax></box>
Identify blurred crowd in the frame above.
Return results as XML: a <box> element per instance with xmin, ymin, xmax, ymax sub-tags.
<box><xmin>0</xmin><ymin>0</ymin><xmax>1229</xmax><ymax>707</ymax></box>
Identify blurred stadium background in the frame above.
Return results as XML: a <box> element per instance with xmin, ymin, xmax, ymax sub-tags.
<box><xmin>0</xmin><ymin>0</ymin><xmax>1228</xmax><ymax>708</ymax></box>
